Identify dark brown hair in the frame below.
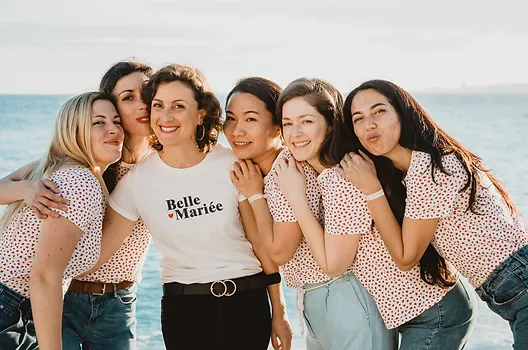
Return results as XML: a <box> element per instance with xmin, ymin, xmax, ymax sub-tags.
<box><xmin>141</xmin><ymin>64</ymin><xmax>222</xmax><ymax>153</ymax></box>
<box><xmin>328</xmin><ymin>79</ymin><xmax>517</xmax><ymax>288</ymax></box>
<box><xmin>99</xmin><ymin>60</ymin><xmax>152</xmax><ymax>193</ymax></box>
<box><xmin>277</xmin><ymin>78</ymin><xmax>343</xmax><ymax>165</ymax></box>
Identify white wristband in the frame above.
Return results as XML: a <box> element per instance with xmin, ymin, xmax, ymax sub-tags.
<box><xmin>364</xmin><ymin>189</ymin><xmax>385</xmax><ymax>201</ymax></box>
<box><xmin>248</xmin><ymin>193</ymin><xmax>264</xmax><ymax>203</ymax></box>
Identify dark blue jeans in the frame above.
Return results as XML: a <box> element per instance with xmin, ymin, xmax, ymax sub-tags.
<box><xmin>62</xmin><ymin>283</ymin><xmax>137</xmax><ymax>350</ymax></box>
<box><xmin>476</xmin><ymin>244</ymin><xmax>528</xmax><ymax>350</ymax></box>
<box><xmin>399</xmin><ymin>279</ymin><xmax>477</xmax><ymax>350</ymax></box>
<box><xmin>0</xmin><ymin>282</ymin><xmax>37</xmax><ymax>350</ymax></box>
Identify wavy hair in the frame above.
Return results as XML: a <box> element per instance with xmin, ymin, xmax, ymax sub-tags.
<box><xmin>327</xmin><ymin>79</ymin><xmax>518</xmax><ymax>288</ymax></box>
<box><xmin>141</xmin><ymin>64</ymin><xmax>222</xmax><ymax>153</ymax></box>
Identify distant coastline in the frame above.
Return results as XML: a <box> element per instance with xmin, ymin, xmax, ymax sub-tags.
<box><xmin>415</xmin><ymin>83</ymin><xmax>528</xmax><ymax>94</ymax></box>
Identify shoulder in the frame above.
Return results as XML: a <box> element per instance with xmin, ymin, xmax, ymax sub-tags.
<box><xmin>48</xmin><ymin>167</ymin><xmax>103</xmax><ymax>209</ymax></box>
<box><xmin>50</xmin><ymin>167</ymin><xmax>101</xmax><ymax>191</ymax></box>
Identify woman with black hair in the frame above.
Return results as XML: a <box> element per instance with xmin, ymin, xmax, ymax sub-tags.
<box><xmin>337</xmin><ymin>79</ymin><xmax>528</xmax><ymax>349</ymax></box>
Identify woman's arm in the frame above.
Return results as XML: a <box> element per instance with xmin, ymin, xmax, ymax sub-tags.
<box><xmin>274</xmin><ymin>159</ymin><xmax>360</xmax><ymax>277</ymax></box>
<box><xmin>239</xmin><ymin>200</ymin><xmax>292</xmax><ymax>350</ymax></box>
<box><xmin>29</xmin><ymin>216</ymin><xmax>84</xmax><ymax>350</ymax></box>
<box><xmin>337</xmin><ymin>151</ymin><xmax>437</xmax><ymax>271</ymax></box>
<box><xmin>81</xmin><ymin>207</ymin><xmax>137</xmax><ymax>276</ymax></box>
<box><xmin>231</xmin><ymin>160</ymin><xmax>302</xmax><ymax>265</ymax></box>
<box><xmin>0</xmin><ymin>161</ymin><xmax>69</xmax><ymax>218</ymax></box>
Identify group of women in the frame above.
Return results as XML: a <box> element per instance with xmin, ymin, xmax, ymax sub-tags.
<box><xmin>0</xmin><ymin>60</ymin><xmax>526</xmax><ymax>350</ymax></box>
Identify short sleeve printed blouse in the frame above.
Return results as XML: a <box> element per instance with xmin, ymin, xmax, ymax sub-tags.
<box><xmin>319</xmin><ymin>168</ymin><xmax>453</xmax><ymax>328</ymax></box>
<box><xmin>0</xmin><ymin>167</ymin><xmax>104</xmax><ymax>297</ymax></box>
<box><xmin>404</xmin><ymin>151</ymin><xmax>528</xmax><ymax>287</ymax></box>
<box><xmin>263</xmin><ymin>148</ymin><xmax>329</xmax><ymax>288</ymax></box>
<box><xmin>80</xmin><ymin>162</ymin><xmax>151</xmax><ymax>284</ymax></box>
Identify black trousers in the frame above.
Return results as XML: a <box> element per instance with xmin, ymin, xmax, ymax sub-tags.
<box><xmin>161</xmin><ymin>285</ymin><xmax>271</xmax><ymax>350</ymax></box>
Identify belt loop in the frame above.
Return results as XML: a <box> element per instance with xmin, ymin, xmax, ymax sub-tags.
<box><xmin>113</xmin><ymin>283</ymin><xmax>117</xmax><ymax>297</ymax></box>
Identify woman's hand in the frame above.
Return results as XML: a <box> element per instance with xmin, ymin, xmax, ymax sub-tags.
<box><xmin>273</xmin><ymin>158</ymin><xmax>306</xmax><ymax>206</ymax></box>
<box><xmin>271</xmin><ymin>311</ymin><xmax>293</xmax><ymax>350</ymax></box>
<box><xmin>230</xmin><ymin>159</ymin><xmax>264</xmax><ymax>198</ymax></box>
<box><xmin>336</xmin><ymin>150</ymin><xmax>382</xmax><ymax>195</ymax></box>
<box><xmin>23</xmin><ymin>180</ymin><xmax>69</xmax><ymax>219</ymax></box>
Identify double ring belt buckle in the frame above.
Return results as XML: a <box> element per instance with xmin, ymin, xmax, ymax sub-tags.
<box><xmin>210</xmin><ymin>279</ymin><xmax>237</xmax><ymax>297</ymax></box>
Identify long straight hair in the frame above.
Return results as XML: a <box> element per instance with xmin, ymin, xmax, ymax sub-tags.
<box><xmin>0</xmin><ymin>92</ymin><xmax>112</xmax><ymax>230</ymax></box>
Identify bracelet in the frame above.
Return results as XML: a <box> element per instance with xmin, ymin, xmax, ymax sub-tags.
<box><xmin>248</xmin><ymin>193</ymin><xmax>264</xmax><ymax>203</ymax></box>
<box><xmin>364</xmin><ymin>189</ymin><xmax>385</xmax><ymax>201</ymax></box>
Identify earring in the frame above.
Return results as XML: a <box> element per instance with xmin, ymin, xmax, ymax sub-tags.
<box><xmin>196</xmin><ymin>124</ymin><xmax>205</xmax><ymax>141</ymax></box>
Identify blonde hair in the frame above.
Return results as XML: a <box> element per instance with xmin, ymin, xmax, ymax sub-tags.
<box><xmin>0</xmin><ymin>91</ymin><xmax>112</xmax><ymax>230</ymax></box>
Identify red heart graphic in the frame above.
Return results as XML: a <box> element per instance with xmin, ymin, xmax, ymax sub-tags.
<box><xmin>168</xmin><ymin>213</ymin><xmax>174</xmax><ymax>218</ymax></box>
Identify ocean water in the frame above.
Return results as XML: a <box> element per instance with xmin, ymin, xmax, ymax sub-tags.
<box><xmin>1</xmin><ymin>93</ymin><xmax>527</xmax><ymax>349</ymax></box>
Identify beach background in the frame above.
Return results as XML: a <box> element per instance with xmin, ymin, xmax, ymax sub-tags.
<box><xmin>1</xmin><ymin>93</ymin><xmax>527</xmax><ymax>349</ymax></box>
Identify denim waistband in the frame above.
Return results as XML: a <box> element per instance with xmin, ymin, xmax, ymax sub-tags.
<box><xmin>0</xmin><ymin>281</ymin><xmax>32</xmax><ymax>320</ymax></box>
<box><xmin>480</xmin><ymin>244</ymin><xmax>528</xmax><ymax>291</ymax></box>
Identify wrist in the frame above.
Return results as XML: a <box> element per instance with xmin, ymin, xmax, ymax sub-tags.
<box><xmin>361</xmin><ymin>183</ymin><xmax>383</xmax><ymax>196</ymax></box>
<box><xmin>248</xmin><ymin>193</ymin><xmax>264</xmax><ymax>203</ymax></box>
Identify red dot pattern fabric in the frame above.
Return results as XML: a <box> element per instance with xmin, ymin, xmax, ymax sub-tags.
<box><xmin>0</xmin><ymin>167</ymin><xmax>104</xmax><ymax>297</ymax></box>
<box><xmin>404</xmin><ymin>151</ymin><xmax>528</xmax><ymax>287</ymax></box>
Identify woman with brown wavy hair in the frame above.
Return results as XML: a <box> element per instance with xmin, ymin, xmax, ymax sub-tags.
<box><xmin>85</xmin><ymin>64</ymin><xmax>290</xmax><ymax>350</ymax></box>
<box><xmin>336</xmin><ymin>79</ymin><xmax>527</xmax><ymax>348</ymax></box>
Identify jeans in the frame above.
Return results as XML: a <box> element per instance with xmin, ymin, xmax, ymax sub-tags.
<box><xmin>302</xmin><ymin>272</ymin><xmax>398</xmax><ymax>350</ymax></box>
<box><xmin>0</xmin><ymin>282</ymin><xmax>37</xmax><ymax>350</ymax></box>
<box><xmin>62</xmin><ymin>283</ymin><xmax>137</xmax><ymax>350</ymax></box>
<box><xmin>476</xmin><ymin>244</ymin><xmax>528</xmax><ymax>350</ymax></box>
<box><xmin>399</xmin><ymin>279</ymin><xmax>477</xmax><ymax>350</ymax></box>
<box><xmin>161</xmin><ymin>285</ymin><xmax>271</xmax><ymax>350</ymax></box>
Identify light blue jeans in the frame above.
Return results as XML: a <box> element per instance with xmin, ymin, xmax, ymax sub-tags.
<box><xmin>399</xmin><ymin>279</ymin><xmax>477</xmax><ymax>350</ymax></box>
<box><xmin>0</xmin><ymin>282</ymin><xmax>37</xmax><ymax>350</ymax></box>
<box><xmin>476</xmin><ymin>244</ymin><xmax>528</xmax><ymax>350</ymax></box>
<box><xmin>302</xmin><ymin>272</ymin><xmax>398</xmax><ymax>350</ymax></box>
<box><xmin>62</xmin><ymin>283</ymin><xmax>137</xmax><ymax>350</ymax></box>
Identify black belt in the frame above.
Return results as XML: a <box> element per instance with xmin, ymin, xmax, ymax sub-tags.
<box><xmin>162</xmin><ymin>272</ymin><xmax>281</xmax><ymax>298</ymax></box>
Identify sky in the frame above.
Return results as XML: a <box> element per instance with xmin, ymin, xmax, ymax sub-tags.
<box><xmin>1</xmin><ymin>0</ymin><xmax>528</xmax><ymax>94</ymax></box>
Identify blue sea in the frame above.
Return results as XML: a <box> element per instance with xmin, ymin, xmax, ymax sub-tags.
<box><xmin>1</xmin><ymin>94</ymin><xmax>527</xmax><ymax>349</ymax></box>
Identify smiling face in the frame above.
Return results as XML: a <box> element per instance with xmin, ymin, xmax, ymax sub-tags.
<box><xmin>149</xmin><ymin>81</ymin><xmax>204</xmax><ymax>150</ymax></box>
<box><xmin>350</xmin><ymin>89</ymin><xmax>402</xmax><ymax>157</ymax></box>
<box><xmin>112</xmin><ymin>71</ymin><xmax>150</xmax><ymax>137</ymax></box>
<box><xmin>281</xmin><ymin>97</ymin><xmax>329</xmax><ymax>165</ymax></box>
<box><xmin>224</xmin><ymin>92</ymin><xmax>280</xmax><ymax>160</ymax></box>
<box><xmin>90</xmin><ymin>99</ymin><xmax>124</xmax><ymax>169</ymax></box>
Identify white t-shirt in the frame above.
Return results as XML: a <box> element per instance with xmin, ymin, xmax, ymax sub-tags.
<box><xmin>109</xmin><ymin>144</ymin><xmax>262</xmax><ymax>284</ymax></box>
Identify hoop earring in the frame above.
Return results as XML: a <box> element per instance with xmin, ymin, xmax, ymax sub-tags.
<box><xmin>196</xmin><ymin>124</ymin><xmax>205</xmax><ymax>141</ymax></box>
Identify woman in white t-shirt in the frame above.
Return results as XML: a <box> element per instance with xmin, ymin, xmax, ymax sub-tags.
<box><xmin>0</xmin><ymin>92</ymin><xmax>124</xmax><ymax>350</ymax></box>
<box><xmin>336</xmin><ymin>79</ymin><xmax>528</xmax><ymax>349</ymax></box>
<box><xmin>86</xmin><ymin>64</ymin><xmax>291</xmax><ymax>350</ymax></box>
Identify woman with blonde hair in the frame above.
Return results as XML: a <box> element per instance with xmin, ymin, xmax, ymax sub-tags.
<box><xmin>1</xmin><ymin>61</ymin><xmax>153</xmax><ymax>349</ymax></box>
<box><xmin>0</xmin><ymin>91</ymin><xmax>124</xmax><ymax>350</ymax></box>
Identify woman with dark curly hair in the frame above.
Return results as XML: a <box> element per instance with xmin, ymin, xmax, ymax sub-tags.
<box><xmin>86</xmin><ymin>64</ymin><xmax>288</xmax><ymax>350</ymax></box>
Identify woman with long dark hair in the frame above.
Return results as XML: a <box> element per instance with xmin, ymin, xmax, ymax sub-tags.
<box><xmin>336</xmin><ymin>79</ymin><xmax>528</xmax><ymax>348</ymax></box>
